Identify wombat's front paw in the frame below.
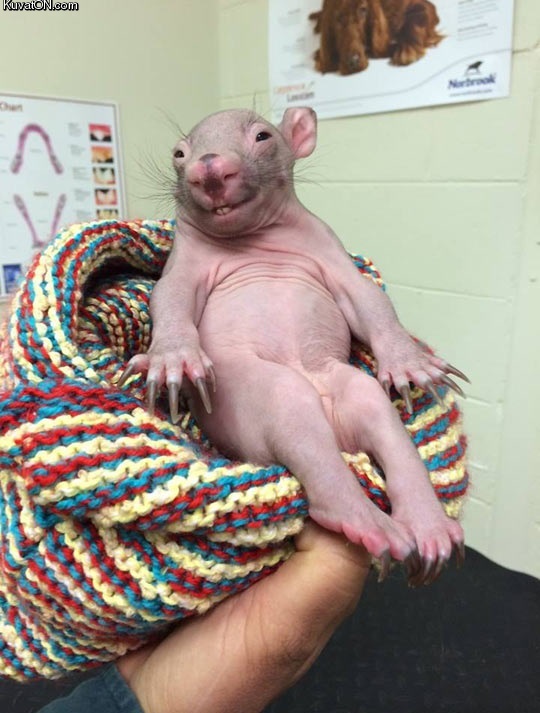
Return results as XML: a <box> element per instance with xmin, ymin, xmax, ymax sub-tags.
<box><xmin>374</xmin><ymin>332</ymin><xmax>470</xmax><ymax>414</ymax></box>
<box><xmin>117</xmin><ymin>344</ymin><xmax>216</xmax><ymax>423</ymax></box>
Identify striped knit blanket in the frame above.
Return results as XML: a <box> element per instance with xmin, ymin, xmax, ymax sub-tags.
<box><xmin>0</xmin><ymin>219</ymin><xmax>468</xmax><ymax>680</ymax></box>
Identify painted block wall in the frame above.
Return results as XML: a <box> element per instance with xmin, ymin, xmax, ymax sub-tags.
<box><xmin>218</xmin><ymin>0</ymin><xmax>540</xmax><ymax>577</ymax></box>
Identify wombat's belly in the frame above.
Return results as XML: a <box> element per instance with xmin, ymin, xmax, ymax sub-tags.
<box><xmin>198</xmin><ymin>267</ymin><xmax>351</xmax><ymax>372</ymax></box>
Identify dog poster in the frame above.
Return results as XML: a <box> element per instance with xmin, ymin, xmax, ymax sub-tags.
<box><xmin>269</xmin><ymin>0</ymin><xmax>514</xmax><ymax>120</ymax></box>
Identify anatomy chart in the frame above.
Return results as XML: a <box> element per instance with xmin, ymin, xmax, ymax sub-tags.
<box><xmin>269</xmin><ymin>0</ymin><xmax>514</xmax><ymax>121</ymax></box>
<box><xmin>0</xmin><ymin>93</ymin><xmax>125</xmax><ymax>295</ymax></box>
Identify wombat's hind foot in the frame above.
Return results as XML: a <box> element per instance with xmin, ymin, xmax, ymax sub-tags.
<box><xmin>308</xmin><ymin>491</ymin><xmax>417</xmax><ymax>580</ymax></box>
<box><xmin>391</xmin><ymin>497</ymin><xmax>465</xmax><ymax>586</ymax></box>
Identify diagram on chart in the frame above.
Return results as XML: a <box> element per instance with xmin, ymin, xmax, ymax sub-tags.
<box><xmin>11</xmin><ymin>123</ymin><xmax>64</xmax><ymax>174</ymax></box>
<box><xmin>0</xmin><ymin>93</ymin><xmax>125</xmax><ymax>296</ymax></box>
<box><xmin>13</xmin><ymin>193</ymin><xmax>67</xmax><ymax>249</ymax></box>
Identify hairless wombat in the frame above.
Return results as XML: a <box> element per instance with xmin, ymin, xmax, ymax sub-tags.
<box><xmin>120</xmin><ymin>107</ymin><xmax>467</xmax><ymax>585</ymax></box>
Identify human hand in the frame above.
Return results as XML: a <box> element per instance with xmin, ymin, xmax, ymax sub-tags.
<box><xmin>117</xmin><ymin>524</ymin><xmax>371</xmax><ymax>713</ymax></box>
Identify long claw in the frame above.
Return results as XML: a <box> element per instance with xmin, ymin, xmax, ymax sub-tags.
<box><xmin>147</xmin><ymin>380</ymin><xmax>158</xmax><ymax>415</ymax></box>
<box><xmin>399</xmin><ymin>384</ymin><xmax>413</xmax><ymax>414</ymax></box>
<box><xmin>408</xmin><ymin>564</ymin><xmax>426</xmax><ymax>588</ymax></box>
<box><xmin>426</xmin><ymin>557</ymin><xmax>446</xmax><ymax>586</ymax></box>
<box><xmin>421</xmin><ymin>557</ymin><xmax>436</xmax><ymax>586</ymax></box>
<box><xmin>426</xmin><ymin>383</ymin><xmax>445</xmax><ymax>408</ymax></box>
<box><xmin>207</xmin><ymin>365</ymin><xmax>217</xmax><ymax>394</ymax></box>
<box><xmin>405</xmin><ymin>549</ymin><xmax>422</xmax><ymax>579</ymax></box>
<box><xmin>455</xmin><ymin>541</ymin><xmax>466</xmax><ymax>568</ymax></box>
<box><xmin>441</xmin><ymin>375</ymin><xmax>466</xmax><ymax>398</ymax></box>
<box><xmin>117</xmin><ymin>363</ymin><xmax>136</xmax><ymax>388</ymax></box>
<box><xmin>446</xmin><ymin>363</ymin><xmax>471</xmax><ymax>383</ymax></box>
<box><xmin>377</xmin><ymin>551</ymin><xmax>391</xmax><ymax>583</ymax></box>
<box><xmin>196</xmin><ymin>377</ymin><xmax>212</xmax><ymax>414</ymax></box>
<box><xmin>381</xmin><ymin>378</ymin><xmax>391</xmax><ymax>398</ymax></box>
<box><xmin>168</xmin><ymin>382</ymin><xmax>180</xmax><ymax>424</ymax></box>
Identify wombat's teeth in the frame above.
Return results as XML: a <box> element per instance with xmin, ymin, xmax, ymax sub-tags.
<box><xmin>215</xmin><ymin>205</ymin><xmax>232</xmax><ymax>216</ymax></box>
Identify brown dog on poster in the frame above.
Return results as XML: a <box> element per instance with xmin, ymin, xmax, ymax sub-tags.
<box><xmin>310</xmin><ymin>0</ymin><xmax>444</xmax><ymax>75</ymax></box>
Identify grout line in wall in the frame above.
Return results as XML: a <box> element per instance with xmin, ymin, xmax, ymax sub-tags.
<box><xmin>464</xmin><ymin>495</ymin><xmax>492</xmax><ymax>509</ymax></box>
<box><xmin>311</xmin><ymin>179</ymin><xmax>522</xmax><ymax>187</ymax></box>
<box><xmin>220</xmin><ymin>0</ymin><xmax>253</xmax><ymax>9</ymax></box>
<box><xmin>513</xmin><ymin>41</ymin><xmax>540</xmax><ymax>56</ymax></box>
<box><xmin>459</xmin><ymin>397</ymin><xmax>496</xmax><ymax>408</ymax></box>
<box><xmin>386</xmin><ymin>282</ymin><xmax>511</xmax><ymax>302</ymax></box>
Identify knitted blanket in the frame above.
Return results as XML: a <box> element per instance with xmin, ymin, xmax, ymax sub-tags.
<box><xmin>0</xmin><ymin>220</ymin><xmax>468</xmax><ymax>680</ymax></box>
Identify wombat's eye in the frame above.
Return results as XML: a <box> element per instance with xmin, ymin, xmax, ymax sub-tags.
<box><xmin>174</xmin><ymin>149</ymin><xmax>185</xmax><ymax>158</ymax></box>
<box><xmin>256</xmin><ymin>131</ymin><xmax>272</xmax><ymax>142</ymax></box>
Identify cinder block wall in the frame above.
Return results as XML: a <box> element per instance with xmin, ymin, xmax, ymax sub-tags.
<box><xmin>218</xmin><ymin>0</ymin><xmax>540</xmax><ymax>577</ymax></box>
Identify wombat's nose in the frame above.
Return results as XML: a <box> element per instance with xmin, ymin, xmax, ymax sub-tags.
<box><xmin>188</xmin><ymin>153</ymin><xmax>239</xmax><ymax>187</ymax></box>
<box><xmin>348</xmin><ymin>54</ymin><xmax>361</xmax><ymax>71</ymax></box>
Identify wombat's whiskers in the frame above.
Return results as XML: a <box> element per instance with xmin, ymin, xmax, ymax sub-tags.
<box><xmin>135</xmin><ymin>150</ymin><xmax>177</xmax><ymax>213</ymax></box>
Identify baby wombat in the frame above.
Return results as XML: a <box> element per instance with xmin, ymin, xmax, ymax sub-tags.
<box><xmin>121</xmin><ymin>107</ymin><xmax>466</xmax><ymax>585</ymax></box>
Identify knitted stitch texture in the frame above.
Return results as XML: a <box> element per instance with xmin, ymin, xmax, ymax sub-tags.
<box><xmin>0</xmin><ymin>219</ymin><xmax>468</xmax><ymax>680</ymax></box>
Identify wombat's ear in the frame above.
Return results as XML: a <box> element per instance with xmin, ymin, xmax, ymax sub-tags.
<box><xmin>279</xmin><ymin>107</ymin><xmax>317</xmax><ymax>158</ymax></box>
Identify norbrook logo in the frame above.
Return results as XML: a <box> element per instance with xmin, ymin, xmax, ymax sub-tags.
<box><xmin>3</xmin><ymin>0</ymin><xmax>79</xmax><ymax>10</ymax></box>
<box><xmin>448</xmin><ymin>61</ymin><xmax>496</xmax><ymax>92</ymax></box>
<box><xmin>448</xmin><ymin>74</ymin><xmax>497</xmax><ymax>90</ymax></box>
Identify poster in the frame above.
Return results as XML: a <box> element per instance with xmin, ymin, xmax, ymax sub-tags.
<box><xmin>269</xmin><ymin>0</ymin><xmax>514</xmax><ymax>121</ymax></box>
<box><xmin>0</xmin><ymin>92</ymin><xmax>125</xmax><ymax>296</ymax></box>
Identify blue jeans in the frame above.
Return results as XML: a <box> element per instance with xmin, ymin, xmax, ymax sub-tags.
<box><xmin>37</xmin><ymin>664</ymin><xmax>143</xmax><ymax>713</ymax></box>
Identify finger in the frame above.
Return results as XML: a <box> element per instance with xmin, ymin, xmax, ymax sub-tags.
<box><xmin>290</xmin><ymin>523</ymin><xmax>372</xmax><ymax>627</ymax></box>
<box><xmin>196</xmin><ymin>377</ymin><xmax>212</xmax><ymax>414</ymax></box>
<box><xmin>440</xmin><ymin>374</ymin><xmax>466</xmax><ymax>398</ymax></box>
<box><xmin>117</xmin><ymin>362</ymin><xmax>137</xmax><ymax>388</ymax></box>
<box><xmin>147</xmin><ymin>379</ymin><xmax>159</xmax><ymax>415</ymax></box>
<box><xmin>446</xmin><ymin>363</ymin><xmax>471</xmax><ymax>383</ymax></box>
<box><xmin>377</xmin><ymin>551</ymin><xmax>391</xmax><ymax>583</ymax></box>
<box><xmin>168</xmin><ymin>381</ymin><xmax>180</xmax><ymax>424</ymax></box>
<box><xmin>398</xmin><ymin>384</ymin><xmax>413</xmax><ymax>414</ymax></box>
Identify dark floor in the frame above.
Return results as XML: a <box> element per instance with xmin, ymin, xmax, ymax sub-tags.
<box><xmin>1</xmin><ymin>548</ymin><xmax>539</xmax><ymax>713</ymax></box>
